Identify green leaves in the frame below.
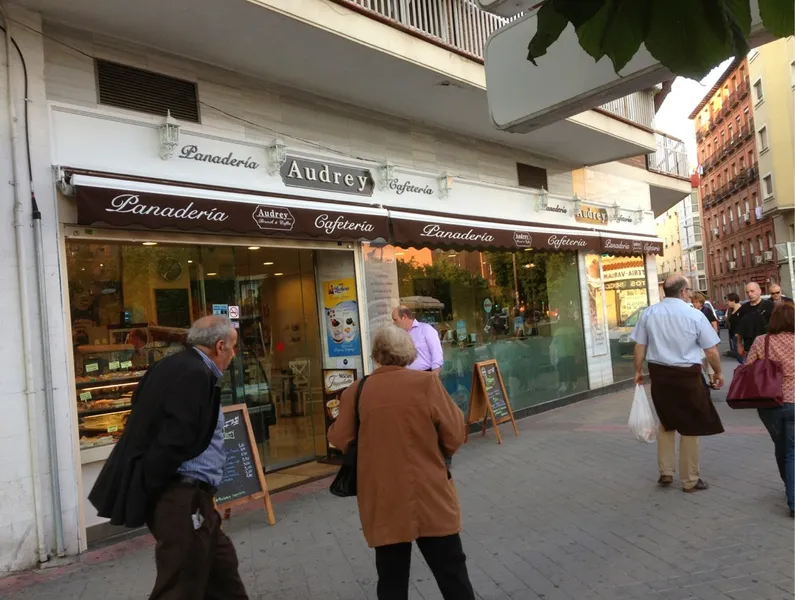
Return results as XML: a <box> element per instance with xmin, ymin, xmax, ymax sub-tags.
<box><xmin>526</xmin><ymin>0</ymin><xmax>795</xmax><ymax>79</ymax></box>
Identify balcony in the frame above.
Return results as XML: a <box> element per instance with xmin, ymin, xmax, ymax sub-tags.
<box><xmin>700</xmin><ymin>120</ymin><xmax>755</xmax><ymax>174</ymax></box>
<box><xmin>647</xmin><ymin>133</ymin><xmax>689</xmax><ymax>178</ymax></box>
<box><xmin>20</xmin><ymin>0</ymin><xmax>658</xmax><ymax>167</ymax></box>
<box><xmin>597</xmin><ymin>91</ymin><xmax>655</xmax><ymax>130</ymax></box>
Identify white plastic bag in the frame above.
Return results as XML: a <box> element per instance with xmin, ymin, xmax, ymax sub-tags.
<box><xmin>628</xmin><ymin>384</ymin><xmax>657</xmax><ymax>443</ymax></box>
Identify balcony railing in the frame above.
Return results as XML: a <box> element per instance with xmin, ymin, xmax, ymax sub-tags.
<box><xmin>341</xmin><ymin>0</ymin><xmax>656</xmax><ymax>129</ymax></box>
<box><xmin>700</xmin><ymin>119</ymin><xmax>754</xmax><ymax>173</ymax></box>
<box><xmin>647</xmin><ymin>133</ymin><xmax>689</xmax><ymax>178</ymax></box>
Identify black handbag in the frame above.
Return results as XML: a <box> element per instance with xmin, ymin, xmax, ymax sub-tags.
<box><xmin>329</xmin><ymin>376</ymin><xmax>368</xmax><ymax>498</ymax></box>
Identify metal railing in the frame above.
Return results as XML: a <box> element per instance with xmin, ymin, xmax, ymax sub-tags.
<box><xmin>597</xmin><ymin>90</ymin><xmax>656</xmax><ymax>130</ymax></box>
<box><xmin>647</xmin><ymin>133</ymin><xmax>689</xmax><ymax>178</ymax></box>
<box><xmin>341</xmin><ymin>0</ymin><xmax>656</xmax><ymax>129</ymax></box>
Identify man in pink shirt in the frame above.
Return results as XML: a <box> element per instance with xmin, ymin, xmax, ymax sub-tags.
<box><xmin>391</xmin><ymin>305</ymin><xmax>444</xmax><ymax>374</ymax></box>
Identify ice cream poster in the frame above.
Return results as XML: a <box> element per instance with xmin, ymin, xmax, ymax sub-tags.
<box><xmin>323</xmin><ymin>278</ymin><xmax>361</xmax><ymax>358</ymax></box>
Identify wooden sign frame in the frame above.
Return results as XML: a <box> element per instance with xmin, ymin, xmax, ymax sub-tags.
<box><xmin>217</xmin><ymin>404</ymin><xmax>276</xmax><ymax>525</ymax></box>
<box><xmin>465</xmin><ymin>360</ymin><xmax>519</xmax><ymax>444</ymax></box>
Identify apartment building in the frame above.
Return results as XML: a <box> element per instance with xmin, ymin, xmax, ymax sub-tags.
<box><xmin>680</xmin><ymin>174</ymin><xmax>710</xmax><ymax>294</ymax></box>
<box><xmin>0</xmin><ymin>0</ymin><xmax>690</xmax><ymax>571</ymax></box>
<box><xmin>656</xmin><ymin>204</ymin><xmax>684</xmax><ymax>295</ymax></box>
<box><xmin>690</xmin><ymin>57</ymin><xmax>777</xmax><ymax>302</ymax></box>
<box><xmin>748</xmin><ymin>37</ymin><xmax>795</xmax><ymax>295</ymax></box>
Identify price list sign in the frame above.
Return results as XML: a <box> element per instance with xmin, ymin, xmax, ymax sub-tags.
<box><xmin>465</xmin><ymin>360</ymin><xmax>519</xmax><ymax>444</ymax></box>
<box><xmin>215</xmin><ymin>405</ymin><xmax>275</xmax><ymax>525</ymax></box>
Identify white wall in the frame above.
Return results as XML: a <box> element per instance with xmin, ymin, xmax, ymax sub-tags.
<box><xmin>0</xmin><ymin>7</ymin><xmax>81</xmax><ymax>573</ymax></box>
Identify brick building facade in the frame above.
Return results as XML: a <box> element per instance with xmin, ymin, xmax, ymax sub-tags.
<box><xmin>690</xmin><ymin>58</ymin><xmax>778</xmax><ymax>301</ymax></box>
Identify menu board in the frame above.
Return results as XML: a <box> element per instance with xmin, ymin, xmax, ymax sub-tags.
<box><xmin>362</xmin><ymin>244</ymin><xmax>401</xmax><ymax>371</ymax></box>
<box><xmin>320</xmin><ymin>369</ymin><xmax>357</xmax><ymax>464</ymax></box>
<box><xmin>215</xmin><ymin>405</ymin><xmax>275</xmax><ymax>525</ymax></box>
<box><xmin>465</xmin><ymin>360</ymin><xmax>519</xmax><ymax>444</ymax></box>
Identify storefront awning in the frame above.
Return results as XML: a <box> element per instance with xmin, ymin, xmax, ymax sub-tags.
<box><xmin>72</xmin><ymin>175</ymin><xmax>390</xmax><ymax>242</ymax></box>
<box><xmin>389</xmin><ymin>211</ymin><xmax>601</xmax><ymax>253</ymax></box>
<box><xmin>599</xmin><ymin>234</ymin><xmax>663</xmax><ymax>256</ymax></box>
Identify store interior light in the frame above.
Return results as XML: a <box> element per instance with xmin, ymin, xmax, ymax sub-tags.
<box><xmin>206</xmin><ymin>272</ymin><xmax>217</xmax><ymax>276</ymax></box>
<box><xmin>395</xmin><ymin>252</ymin><xmax>404</xmax><ymax>256</ymax></box>
<box><xmin>274</xmin><ymin>272</ymin><xmax>284</xmax><ymax>276</ymax></box>
<box><xmin>263</xmin><ymin>261</ymin><xmax>274</xmax><ymax>266</ymax></box>
<box><xmin>248</xmin><ymin>246</ymin><xmax>260</xmax><ymax>250</ymax></box>
<box><xmin>187</xmin><ymin>260</ymin><xmax>193</xmax><ymax>263</ymax></box>
<box><xmin>142</xmin><ymin>241</ymin><xmax>158</xmax><ymax>246</ymax></box>
<box><xmin>448</xmin><ymin>253</ymin><xmax>457</xmax><ymax>258</ymax></box>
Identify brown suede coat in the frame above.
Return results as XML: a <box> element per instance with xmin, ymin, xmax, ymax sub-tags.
<box><xmin>328</xmin><ymin>366</ymin><xmax>466</xmax><ymax>548</ymax></box>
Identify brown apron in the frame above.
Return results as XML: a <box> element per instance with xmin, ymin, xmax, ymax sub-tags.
<box><xmin>648</xmin><ymin>363</ymin><xmax>724</xmax><ymax>436</ymax></box>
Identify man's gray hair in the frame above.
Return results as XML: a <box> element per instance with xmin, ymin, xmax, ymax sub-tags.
<box><xmin>663</xmin><ymin>275</ymin><xmax>688</xmax><ymax>298</ymax></box>
<box><xmin>187</xmin><ymin>316</ymin><xmax>235</xmax><ymax>348</ymax></box>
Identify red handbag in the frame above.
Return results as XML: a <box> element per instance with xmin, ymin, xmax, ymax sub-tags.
<box><xmin>726</xmin><ymin>335</ymin><xmax>784</xmax><ymax>409</ymax></box>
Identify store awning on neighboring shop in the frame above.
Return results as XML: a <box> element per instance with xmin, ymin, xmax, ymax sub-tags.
<box><xmin>389</xmin><ymin>210</ymin><xmax>600</xmax><ymax>253</ymax></box>
<box><xmin>599</xmin><ymin>234</ymin><xmax>663</xmax><ymax>256</ymax></box>
<box><xmin>71</xmin><ymin>175</ymin><xmax>391</xmax><ymax>242</ymax></box>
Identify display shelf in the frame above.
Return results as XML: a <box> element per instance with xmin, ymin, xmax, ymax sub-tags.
<box><xmin>76</xmin><ymin>344</ymin><xmax>135</xmax><ymax>354</ymax></box>
<box><xmin>77</xmin><ymin>403</ymin><xmax>133</xmax><ymax>418</ymax></box>
<box><xmin>75</xmin><ymin>375</ymin><xmax>145</xmax><ymax>390</ymax></box>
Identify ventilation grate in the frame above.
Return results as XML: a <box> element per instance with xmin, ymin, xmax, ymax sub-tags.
<box><xmin>96</xmin><ymin>60</ymin><xmax>200</xmax><ymax>123</ymax></box>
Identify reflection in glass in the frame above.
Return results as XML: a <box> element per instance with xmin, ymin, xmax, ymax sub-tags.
<box><xmin>396</xmin><ymin>248</ymin><xmax>588</xmax><ymax>413</ymax></box>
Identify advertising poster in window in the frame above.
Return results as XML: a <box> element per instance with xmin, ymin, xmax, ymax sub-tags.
<box><xmin>321</xmin><ymin>369</ymin><xmax>357</xmax><ymax>463</ymax></box>
<box><xmin>323</xmin><ymin>278</ymin><xmax>361</xmax><ymax>358</ymax></box>
<box><xmin>584</xmin><ymin>254</ymin><xmax>609</xmax><ymax>356</ymax></box>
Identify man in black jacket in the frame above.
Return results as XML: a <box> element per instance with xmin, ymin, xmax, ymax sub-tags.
<box><xmin>89</xmin><ymin>315</ymin><xmax>247</xmax><ymax>599</ymax></box>
<box><xmin>735</xmin><ymin>282</ymin><xmax>775</xmax><ymax>364</ymax></box>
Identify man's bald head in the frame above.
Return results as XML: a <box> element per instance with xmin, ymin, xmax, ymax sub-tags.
<box><xmin>663</xmin><ymin>275</ymin><xmax>689</xmax><ymax>299</ymax></box>
<box><xmin>745</xmin><ymin>282</ymin><xmax>762</xmax><ymax>304</ymax></box>
<box><xmin>391</xmin><ymin>305</ymin><xmax>414</xmax><ymax>331</ymax></box>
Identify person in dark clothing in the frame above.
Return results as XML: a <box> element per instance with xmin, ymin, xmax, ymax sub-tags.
<box><xmin>88</xmin><ymin>316</ymin><xmax>246</xmax><ymax>600</ymax></box>
<box><xmin>735</xmin><ymin>282</ymin><xmax>775</xmax><ymax>364</ymax></box>
<box><xmin>725</xmin><ymin>293</ymin><xmax>742</xmax><ymax>357</ymax></box>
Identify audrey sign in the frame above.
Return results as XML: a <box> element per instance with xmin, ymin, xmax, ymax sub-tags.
<box><xmin>281</xmin><ymin>157</ymin><xmax>374</xmax><ymax>196</ymax></box>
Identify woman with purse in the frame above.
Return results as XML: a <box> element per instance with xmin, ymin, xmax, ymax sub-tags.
<box><xmin>745</xmin><ymin>301</ymin><xmax>795</xmax><ymax>517</ymax></box>
<box><xmin>328</xmin><ymin>325</ymin><xmax>475</xmax><ymax>600</ymax></box>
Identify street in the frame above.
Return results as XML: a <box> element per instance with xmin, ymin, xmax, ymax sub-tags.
<box><xmin>2</xmin><ymin>338</ymin><xmax>792</xmax><ymax>600</ymax></box>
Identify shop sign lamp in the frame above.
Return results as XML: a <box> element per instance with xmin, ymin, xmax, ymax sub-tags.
<box><xmin>378</xmin><ymin>161</ymin><xmax>395</xmax><ymax>191</ymax></box>
<box><xmin>438</xmin><ymin>172</ymin><xmax>453</xmax><ymax>199</ymax></box>
<box><xmin>158</xmin><ymin>110</ymin><xmax>180</xmax><ymax>160</ymax></box>
<box><xmin>611</xmin><ymin>202</ymin><xmax>621</xmax><ymax>220</ymax></box>
<box><xmin>267</xmin><ymin>138</ymin><xmax>287</xmax><ymax>175</ymax></box>
<box><xmin>570</xmin><ymin>194</ymin><xmax>582</xmax><ymax>216</ymax></box>
<box><xmin>536</xmin><ymin>187</ymin><xmax>549</xmax><ymax>212</ymax></box>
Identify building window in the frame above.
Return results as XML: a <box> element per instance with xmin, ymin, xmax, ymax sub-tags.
<box><xmin>740</xmin><ymin>156</ymin><xmax>745</xmax><ymax>170</ymax></box>
<box><xmin>753</xmin><ymin>79</ymin><xmax>764</xmax><ymax>103</ymax></box>
<box><xmin>748</xmin><ymin>238</ymin><xmax>754</xmax><ymax>255</ymax></box>
<box><xmin>516</xmin><ymin>163</ymin><xmax>548</xmax><ymax>190</ymax></box>
<box><xmin>732</xmin><ymin>246</ymin><xmax>737</xmax><ymax>260</ymax></box>
<box><xmin>753</xmin><ymin>192</ymin><xmax>759</xmax><ymax>209</ymax></box>
<box><xmin>763</xmin><ymin>174</ymin><xmax>774</xmax><ymax>197</ymax></box>
<box><xmin>744</xmin><ymin>198</ymin><xmax>750</xmax><ymax>215</ymax></box>
<box><xmin>767</xmin><ymin>232</ymin><xmax>774</xmax><ymax>250</ymax></box>
<box><xmin>758</xmin><ymin>236</ymin><xmax>764</xmax><ymax>253</ymax></box>
<box><xmin>758</xmin><ymin>126</ymin><xmax>769</xmax><ymax>151</ymax></box>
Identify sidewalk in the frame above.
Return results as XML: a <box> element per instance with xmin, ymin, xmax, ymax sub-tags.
<box><xmin>3</xmin><ymin>380</ymin><xmax>793</xmax><ymax>600</ymax></box>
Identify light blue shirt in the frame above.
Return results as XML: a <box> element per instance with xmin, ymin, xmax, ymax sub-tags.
<box><xmin>630</xmin><ymin>298</ymin><xmax>721</xmax><ymax>367</ymax></box>
<box><xmin>176</xmin><ymin>348</ymin><xmax>226</xmax><ymax>487</ymax></box>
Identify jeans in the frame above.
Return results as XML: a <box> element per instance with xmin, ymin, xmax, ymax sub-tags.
<box><xmin>757</xmin><ymin>404</ymin><xmax>795</xmax><ymax>511</ymax></box>
<box><xmin>374</xmin><ymin>534</ymin><xmax>475</xmax><ymax>600</ymax></box>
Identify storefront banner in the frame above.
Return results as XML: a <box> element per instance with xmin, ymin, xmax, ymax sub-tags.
<box><xmin>322</xmin><ymin>278</ymin><xmax>361</xmax><ymax>358</ymax></box>
<box><xmin>74</xmin><ymin>177</ymin><xmax>390</xmax><ymax>242</ymax></box>
<box><xmin>584</xmin><ymin>254</ymin><xmax>609</xmax><ymax>357</ymax></box>
<box><xmin>600</xmin><ymin>235</ymin><xmax>663</xmax><ymax>256</ymax></box>
<box><xmin>281</xmin><ymin>157</ymin><xmax>374</xmax><ymax>197</ymax></box>
<box><xmin>389</xmin><ymin>214</ymin><xmax>601</xmax><ymax>252</ymax></box>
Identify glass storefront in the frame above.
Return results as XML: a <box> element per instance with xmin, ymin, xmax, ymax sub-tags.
<box><xmin>394</xmin><ymin>247</ymin><xmax>588</xmax><ymax>413</ymax></box>
<box><xmin>67</xmin><ymin>240</ymin><xmax>358</xmax><ymax>471</ymax></box>
<box><xmin>602</xmin><ymin>255</ymin><xmax>650</xmax><ymax>382</ymax></box>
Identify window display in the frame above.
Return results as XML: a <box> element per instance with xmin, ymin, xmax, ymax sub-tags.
<box><xmin>395</xmin><ymin>247</ymin><xmax>588</xmax><ymax>412</ymax></box>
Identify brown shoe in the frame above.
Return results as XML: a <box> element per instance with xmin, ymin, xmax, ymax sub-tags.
<box><xmin>658</xmin><ymin>475</ymin><xmax>673</xmax><ymax>486</ymax></box>
<box><xmin>683</xmin><ymin>479</ymin><xmax>708</xmax><ymax>493</ymax></box>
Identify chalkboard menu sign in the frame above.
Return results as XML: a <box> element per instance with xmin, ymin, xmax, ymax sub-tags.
<box><xmin>215</xmin><ymin>404</ymin><xmax>275</xmax><ymax>525</ymax></box>
<box><xmin>465</xmin><ymin>360</ymin><xmax>519</xmax><ymax>444</ymax></box>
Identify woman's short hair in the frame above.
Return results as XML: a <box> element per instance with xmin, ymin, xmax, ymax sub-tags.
<box><xmin>690</xmin><ymin>291</ymin><xmax>706</xmax><ymax>304</ymax></box>
<box><xmin>768</xmin><ymin>301</ymin><xmax>794</xmax><ymax>335</ymax></box>
<box><xmin>371</xmin><ymin>325</ymin><xmax>417</xmax><ymax>367</ymax></box>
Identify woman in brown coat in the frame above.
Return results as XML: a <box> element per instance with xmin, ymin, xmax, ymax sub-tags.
<box><xmin>328</xmin><ymin>325</ymin><xmax>474</xmax><ymax>600</ymax></box>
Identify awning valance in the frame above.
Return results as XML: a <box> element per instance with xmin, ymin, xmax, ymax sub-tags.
<box><xmin>599</xmin><ymin>234</ymin><xmax>663</xmax><ymax>256</ymax></box>
<box><xmin>72</xmin><ymin>175</ymin><xmax>390</xmax><ymax>242</ymax></box>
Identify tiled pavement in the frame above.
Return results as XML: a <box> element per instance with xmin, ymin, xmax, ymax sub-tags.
<box><xmin>3</xmin><ymin>356</ymin><xmax>794</xmax><ymax>599</ymax></box>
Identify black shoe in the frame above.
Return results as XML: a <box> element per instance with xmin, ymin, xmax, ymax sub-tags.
<box><xmin>683</xmin><ymin>479</ymin><xmax>709</xmax><ymax>493</ymax></box>
<box><xmin>658</xmin><ymin>475</ymin><xmax>673</xmax><ymax>486</ymax></box>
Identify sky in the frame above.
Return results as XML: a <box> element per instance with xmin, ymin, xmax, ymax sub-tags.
<box><xmin>653</xmin><ymin>58</ymin><xmax>735</xmax><ymax>170</ymax></box>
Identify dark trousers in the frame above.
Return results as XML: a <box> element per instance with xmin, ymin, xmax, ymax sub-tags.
<box><xmin>147</xmin><ymin>484</ymin><xmax>248</xmax><ymax>600</ymax></box>
<box><xmin>758</xmin><ymin>404</ymin><xmax>795</xmax><ymax>511</ymax></box>
<box><xmin>374</xmin><ymin>534</ymin><xmax>475</xmax><ymax>600</ymax></box>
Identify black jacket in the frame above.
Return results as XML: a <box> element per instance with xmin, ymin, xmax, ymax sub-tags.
<box><xmin>88</xmin><ymin>348</ymin><xmax>221</xmax><ymax>527</ymax></box>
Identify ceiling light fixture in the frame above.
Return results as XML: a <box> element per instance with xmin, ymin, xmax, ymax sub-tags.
<box><xmin>274</xmin><ymin>272</ymin><xmax>284</xmax><ymax>276</ymax></box>
<box><xmin>263</xmin><ymin>261</ymin><xmax>274</xmax><ymax>266</ymax></box>
<box><xmin>142</xmin><ymin>242</ymin><xmax>158</xmax><ymax>246</ymax></box>
<box><xmin>206</xmin><ymin>272</ymin><xmax>217</xmax><ymax>276</ymax></box>
<box><xmin>248</xmin><ymin>246</ymin><xmax>260</xmax><ymax>251</ymax></box>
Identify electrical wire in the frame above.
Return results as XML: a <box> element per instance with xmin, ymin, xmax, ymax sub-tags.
<box><xmin>0</xmin><ymin>23</ymin><xmax>33</xmax><ymax>183</ymax></box>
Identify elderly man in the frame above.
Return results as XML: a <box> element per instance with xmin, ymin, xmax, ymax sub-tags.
<box><xmin>735</xmin><ymin>282</ymin><xmax>775</xmax><ymax>363</ymax></box>
<box><xmin>769</xmin><ymin>283</ymin><xmax>792</xmax><ymax>304</ymax></box>
<box><xmin>631</xmin><ymin>275</ymin><xmax>724</xmax><ymax>493</ymax></box>
<box><xmin>392</xmin><ymin>305</ymin><xmax>444</xmax><ymax>374</ymax></box>
<box><xmin>89</xmin><ymin>316</ymin><xmax>248</xmax><ymax>599</ymax></box>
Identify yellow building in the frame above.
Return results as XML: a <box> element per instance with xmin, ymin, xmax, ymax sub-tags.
<box><xmin>656</xmin><ymin>203</ymin><xmax>684</xmax><ymax>296</ymax></box>
<box><xmin>749</xmin><ymin>37</ymin><xmax>795</xmax><ymax>295</ymax></box>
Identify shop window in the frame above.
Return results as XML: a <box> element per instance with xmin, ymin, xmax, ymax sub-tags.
<box><xmin>394</xmin><ymin>247</ymin><xmax>587</xmax><ymax>412</ymax></box>
<box><xmin>516</xmin><ymin>163</ymin><xmax>548</xmax><ymax>190</ymax></box>
<box><xmin>96</xmin><ymin>60</ymin><xmax>200</xmax><ymax>123</ymax></box>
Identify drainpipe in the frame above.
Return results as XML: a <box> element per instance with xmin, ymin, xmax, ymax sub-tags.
<box><xmin>2</xmin><ymin>6</ymin><xmax>49</xmax><ymax>564</ymax></box>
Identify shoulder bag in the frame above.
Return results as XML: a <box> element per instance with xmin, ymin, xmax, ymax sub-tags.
<box><xmin>329</xmin><ymin>375</ymin><xmax>369</xmax><ymax>497</ymax></box>
<box><xmin>726</xmin><ymin>335</ymin><xmax>784</xmax><ymax>409</ymax></box>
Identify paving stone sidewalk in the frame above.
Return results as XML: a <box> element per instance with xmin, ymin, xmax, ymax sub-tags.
<box><xmin>3</xmin><ymin>368</ymin><xmax>793</xmax><ymax>600</ymax></box>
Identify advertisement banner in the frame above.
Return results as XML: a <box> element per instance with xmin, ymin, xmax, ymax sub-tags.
<box><xmin>320</xmin><ymin>369</ymin><xmax>357</xmax><ymax>463</ymax></box>
<box><xmin>584</xmin><ymin>254</ymin><xmax>609</xmax><ymax>357</ymax></box>
<box><xmin>323</xmin><ymin>278</ymin><xmax>361</xmax><ymax>358</ymax></box>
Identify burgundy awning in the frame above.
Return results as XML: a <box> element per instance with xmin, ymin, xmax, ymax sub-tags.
<box><xmin>599</xmin><ymin>235</ymin><xmax>663</xmax><ymax>256</ymax></box>
<box><xmin>72</xmin><ymin>175</ymin><xmax>390</xmax><ymax>242</ymax></box>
